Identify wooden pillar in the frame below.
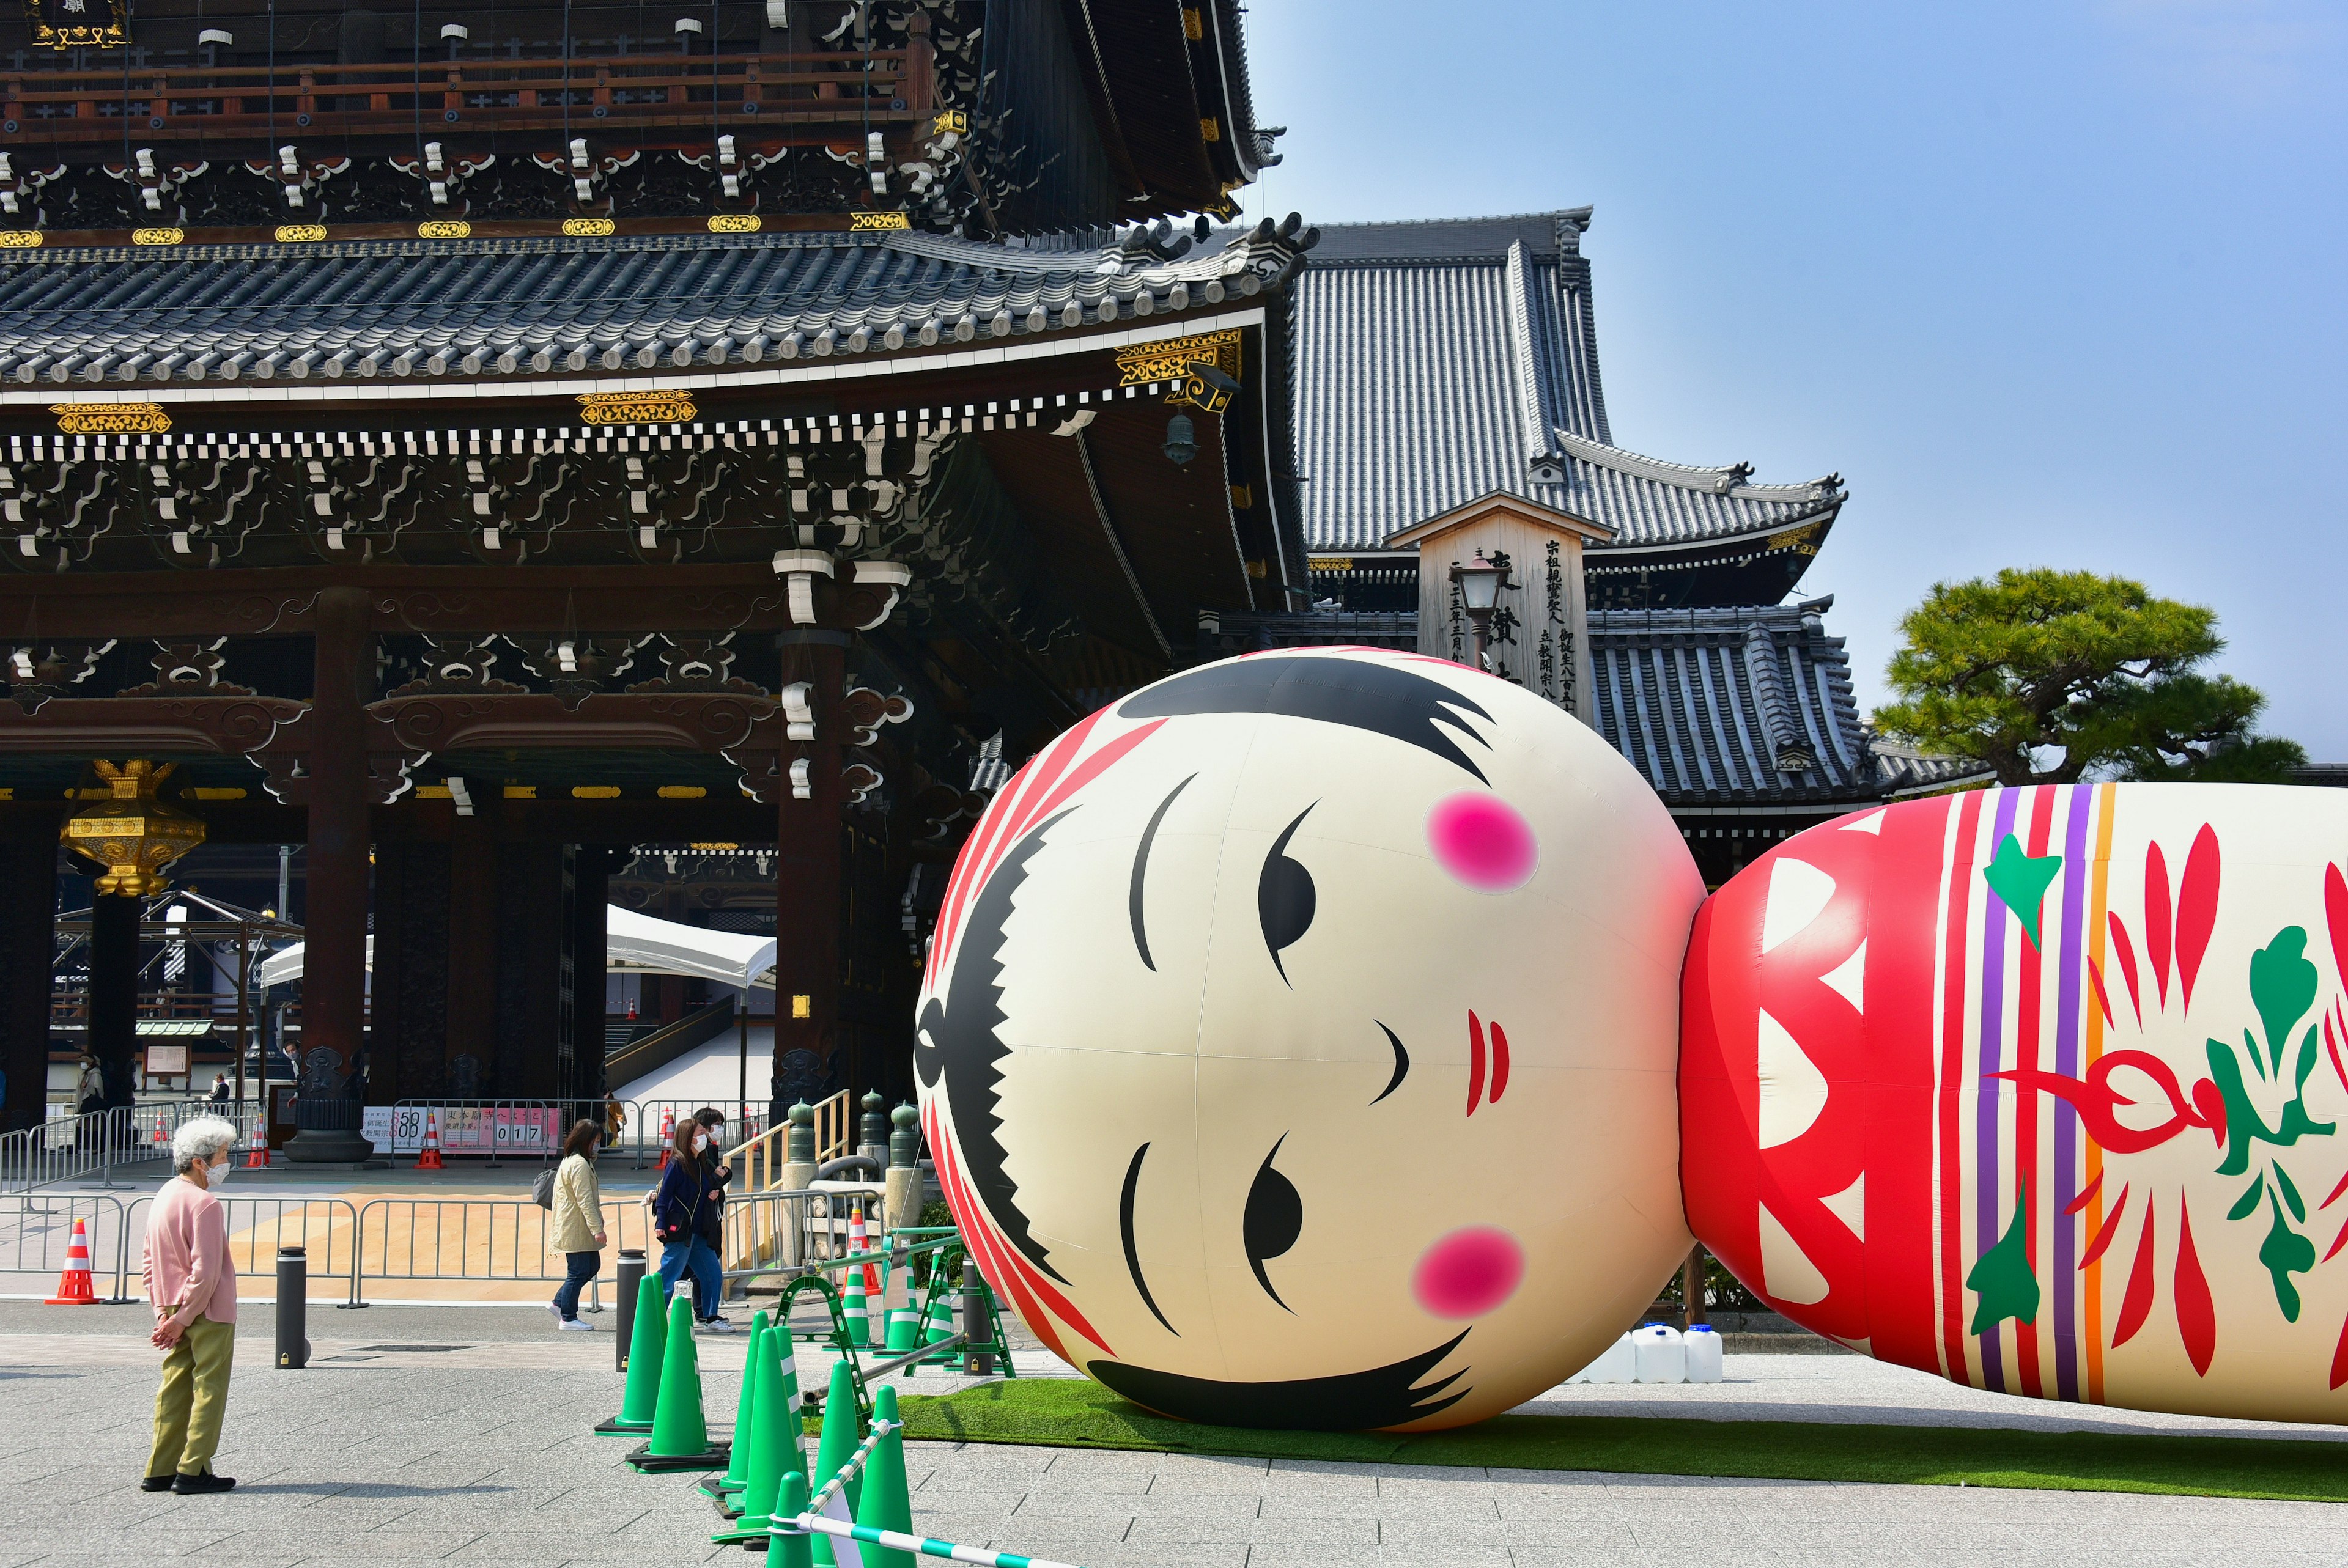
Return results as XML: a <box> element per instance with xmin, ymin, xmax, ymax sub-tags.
<box><xmin>1682</xmin><ymin>1245</ymin><xmax>1709</xmax><ymax>1330</ymax></box>
<box><xmin>0</xmin><ymin>841</ymin><xmax>58</xmax><ymax>1132</ymax></box>
<box><xmin>370</xmin><ymin>840</ymin><xmax>451</xmax><ymax>1106</ymax></box>
<box><xmin>570</xmin><ymin>847</ymin><xmax>610</xmax><ymax>1111</ymax></box>
<box><xmin>87</xmin><ymin>884</ymin><xmax>141</xmax><ymax>1111</ymax></box>
<box><xmin>285</xmin><ymin>586</ymin><xmax>375</xmax><ymax>1162</ymax></box>
<box><xmin>492</xmin><ymin>841</ymin><xmax>569</xmax><ymax>1102</ymax></box>
<box><xmin>443</xmin><ymin>808</ymin><xmax>497</xmax><ymax>1095</ymax></box>
<box><xmin>770</xmin><ymin>630</ymin><xmax>846</xmax><ymax>1125</ymax></box>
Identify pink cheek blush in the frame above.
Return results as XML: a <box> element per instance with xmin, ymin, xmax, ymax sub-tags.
<box><xmin>1427</xmin><ymin>792</ymin><xmax>1537</xmax><ymax>892</ymax></box>
<box><xmin>1412</xmin><ymin>1226</ymin><xmax>1526</xmax><ymax>1319</ymax></box>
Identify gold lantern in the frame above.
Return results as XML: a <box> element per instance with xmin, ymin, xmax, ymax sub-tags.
<box><xmin>61</xmin><ymin>760</ymin><xmax>207</xmax><ymax>897</ymax></box>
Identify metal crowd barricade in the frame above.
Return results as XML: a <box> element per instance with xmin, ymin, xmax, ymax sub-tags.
<box><xmin>0</xmin><ymin>1193</ymin><xmax>135</xmax><ymax>1299</ymax></box>
<box><xmin>621</xmin><ymin>1099</ymin><xmax>782</xmax><ymax>1169</ymax></box>
<box><xmin>715</xmin><ymin>1184</ymin><xmax>887</xmax><ymax>1287</ymax></box>
<box><xmin>0</xmin><ymin>1099</ymin><xmax>248</xmax><ymax>1194</ymax></box>
<box><xmin>349</xmin><ymin>1196</ymin><xmax>651</xmax><ymax>1309</ymax></box>
<box><xmin>114</xmin><ymin>1194</ymin><xmax>366</xmax><ymax>1306</ymax></box>
<box><xmin>383</xmin><ymin>1100</ymin><xmax>565</xmax><ymax>1166</ymax></box>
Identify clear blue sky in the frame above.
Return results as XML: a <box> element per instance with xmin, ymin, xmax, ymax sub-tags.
<box><xmin>1225</xmin><ymin>1</ymin><xmax>2348</xmax><ymax>759</ymax></box>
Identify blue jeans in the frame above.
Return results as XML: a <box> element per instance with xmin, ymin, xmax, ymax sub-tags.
<box><xmin>659</xmin><ymin>1235</ymin><xmax>722</xmax><ymax>1320</ymax></box>
<box><xmin>553</xmin><ymin>1250</ymin><xmax>600</xmax><ymax>1321</ymax></box>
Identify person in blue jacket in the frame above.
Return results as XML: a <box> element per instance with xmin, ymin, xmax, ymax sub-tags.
<box><xmin>649</xmin><ymin>1114</ymin><xmax>732</xmax><ymax>1331</ymax></box>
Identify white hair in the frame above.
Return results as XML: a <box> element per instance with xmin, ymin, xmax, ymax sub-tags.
<box><xmin>172</xmin><ymin>1115</ymin><xmax>241</xmax><ymax>1174</ymax></box>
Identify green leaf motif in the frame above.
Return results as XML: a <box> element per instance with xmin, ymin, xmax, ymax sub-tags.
<box><xmin>2259</xmin><ymin>1191</ymin><xmax>2316</xmax><ymax>1323</ymax></box>
<box><xmin>2249</xmin><ymin>927</ymin><xmax>2317</xmax><ymax>1076</ymax></box>
<box><xmin>1966</xmin><ymin>1182</ymin><xmax>2041</xmax><ymax>1334</ymax></box>
<box><xmin>2227</xmin><ymin>1174</ymin><xmax>2265</xmax><ymax>1222</ymax></box>
<box><xmin>2275</xmin><ymin>1162</ymin><xmax>2306</xmax><ymax>1224</ymax></box>
<box><xmin>2294</xmin><ymin>1024</ymin><xmax>2320</xmax><ymax>1095</ymax></box>
<box><xmin>2206</xmin><ymin>1037</ymin><xmax>2338</xmax><ymax>1177</ymax></box>
<box><xmin>1982</xmin><ymin>834</ymin><xmax>2063</xmax><ymax>952</ymax></box>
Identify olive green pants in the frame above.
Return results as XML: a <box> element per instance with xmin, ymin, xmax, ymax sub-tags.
<box><xmin>147</xmin><ymin>1315</ymin><xmax>235</xmax><ymax>1478</ymax></box>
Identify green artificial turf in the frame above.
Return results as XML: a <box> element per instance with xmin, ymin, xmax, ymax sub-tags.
<box><xmin>896</xmin><ymin>1378</ymin><xmax>2348</xmax><ymax>1503</ymax></box>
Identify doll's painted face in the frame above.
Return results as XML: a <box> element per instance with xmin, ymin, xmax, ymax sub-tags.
<box><xmin>916</xmin><ymin>649</ymin><xmax>1702</xmax><ymax>1430</ymax></box>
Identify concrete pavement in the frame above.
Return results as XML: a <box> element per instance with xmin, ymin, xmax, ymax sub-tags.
<box><xmin>1</xmin><ymin>1303</ymin><xmax>2341</xmax><ymax>1567</ymax></box>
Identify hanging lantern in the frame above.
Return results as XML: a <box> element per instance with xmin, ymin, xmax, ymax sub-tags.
<box><xmin>1162</xmin><ymin>412</ymin><xmax>1198</xmax><ymax>467</ymax></box>
<box><xmin>60</xmin><ymin>760</ymin><xmax>207</xmax><ymax>898</ymax></box>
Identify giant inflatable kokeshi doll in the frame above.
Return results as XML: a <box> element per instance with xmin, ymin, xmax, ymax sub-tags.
<box><xmin>915</xmin><ymin>649</ymin><xmax>1705</xmax><ymax>1429</ymax></box>
<box><xmin>1683</xmin><ymin>784</ymin><xmax>2348</xmax><ymax>1423</ymax></box>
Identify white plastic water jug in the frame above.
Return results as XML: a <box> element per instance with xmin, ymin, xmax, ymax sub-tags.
<box><xmin>1683</xmin><ymin>1323</ymin><xmax>1723</xmax><ymax>1383</ymax></box>
<box><xmin>1572</xmin><ymin>1331</ymin><xmax>1638</xmax><ymax>1384</ymax></box>
<box><xmin>1633</xmin><ymin>1322</ymin><xmax>1685</xmax><ymax>1383</ymax></box>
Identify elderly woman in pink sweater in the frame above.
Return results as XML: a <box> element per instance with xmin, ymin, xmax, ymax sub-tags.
<box><xmin>142</xmin><ymin>1114</ymin><xmax>242</xmax><ymax>1495</ymax></box>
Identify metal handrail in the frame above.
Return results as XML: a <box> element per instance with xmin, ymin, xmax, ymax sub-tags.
<box><xmin>732</xmin><ymin>1087</ymin><xmax>853</xmax><ymax>1192</ymax></box>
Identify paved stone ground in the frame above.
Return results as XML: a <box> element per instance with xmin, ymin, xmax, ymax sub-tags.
<box><xmin>2</xmin><ymin>1305</ymin><xmax>2343</xmax><ymax>1567</ymax></box>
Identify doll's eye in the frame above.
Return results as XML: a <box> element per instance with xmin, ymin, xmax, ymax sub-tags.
<box><xmin>1243</xmin><ymin>1135</ymin><xmax>1302</xmax><ymax>1311</ymax></box>
<box><xmin>1258</xmin><ymin>804</ymin><xmax>1317</xmax><ymax>984</ymax></box>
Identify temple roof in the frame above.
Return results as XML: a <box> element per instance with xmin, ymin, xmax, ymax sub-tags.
<box><xmin>1203</xmin><ymin>595</ymin><xmax>1991</xmax><ymax>810</ymax></box>
<box><xmin>0</xmin><ymin>221</ymin><xmax>1313</xmax><ymax>388</ymax></box>
<box><xmin>1288</xmin><ymin>211</ymin><xmax>1845</xmax><ymax>604</ymax></box>
<box><xmin>1587</xmin><ymin>597</ymin><xmax>1987</xmax><ymax>807</ymax></box>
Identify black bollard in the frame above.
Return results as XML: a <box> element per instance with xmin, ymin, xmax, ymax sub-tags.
<box><xmin>275</xmin><ymin>1246</ymin><xmax>310</xmax><ymax>1369</ymax></box>
<box><xmin>961</xmin><ymin>1261</ymin><xmax>995</xmax><ymax>1378</ymax></box>
<box><xmin>615</xmin><ymin>1248</ymin><xmax>645</xmax><ymax>1374</ymax></box>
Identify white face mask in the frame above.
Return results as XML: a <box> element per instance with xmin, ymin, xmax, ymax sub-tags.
<box><xmin>206</xmin><ymin>1159</ymin><xmax>231</xmax><ymax>1187</ymax></box>
<box><xmin>693</xmin><ymin>1132</ymin><xmax>711</xmax><ymax>1154</ymax></box>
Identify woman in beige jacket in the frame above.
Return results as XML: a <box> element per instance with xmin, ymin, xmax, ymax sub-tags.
<box><xmin>548</xmin><ymin>1119</ymin><xmax>607</xmax><ymax>1329</ymax></box>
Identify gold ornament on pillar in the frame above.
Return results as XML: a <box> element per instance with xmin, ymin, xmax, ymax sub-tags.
<box><xmin>59</xmin><ymin>760</ymin><xmax>207</xmax><ymax>897</ymax></box>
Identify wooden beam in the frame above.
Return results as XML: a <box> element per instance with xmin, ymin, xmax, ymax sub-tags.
<box><xmin>0</xmin><ymin>564</ymin><xmax>885</xmax><ymax>639</ymax></box>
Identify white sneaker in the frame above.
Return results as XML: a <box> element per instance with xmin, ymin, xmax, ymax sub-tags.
<box><xmin>698</xmin><ymin>1317</ymin><xmax>734</xmax><ymax>1334</ymax></box>
<box><xmin>558</xmin><ymin>1318</ymin><xmax>595</xmax><ymax>1332</ymax></box>
<box><xmin>545</xmin><ymin>1300</ymin><xmax>561</xmax><ymax>1319</ymax></box>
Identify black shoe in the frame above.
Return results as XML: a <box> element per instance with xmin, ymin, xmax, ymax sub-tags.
<box><xmin>172</xmin><ymin>1471</ymin><xmax>235</xmax><ymax>1495</ymax></box>
<box><xmin>140</xmin><ymin>1475</ymin><xmax>174</xmax><ymax>1493</ymax></box>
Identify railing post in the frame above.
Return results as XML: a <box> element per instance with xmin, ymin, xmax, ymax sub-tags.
<box><xmin>778</xmin><ymin>1102</ymin><xmax>817</xmax><ymax>1265</ymax></box>
<box><xmin>884</xmin><ymin>1102</ymin><xmax>922</xmax><ymax>1237</ymax></box>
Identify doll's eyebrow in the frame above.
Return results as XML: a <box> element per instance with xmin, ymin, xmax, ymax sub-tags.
<box><xmin>1121</xmin><ymin>1142</ymin><xmax>1176</xmax><ymax>1336</ymax></box>
<box><xmin>1128</xmin><ymin>773</ymin><xmax>1195</xmax><ymax>971</ymax></box>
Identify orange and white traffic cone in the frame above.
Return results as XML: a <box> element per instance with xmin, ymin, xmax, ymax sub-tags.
<box><xmin>244</xmin><ymin>1118</ymin><xmax>270</xmax><ymax>1169</ymax></box>
<box><xmin>655</xmin><ymin>1109</ymin><xmax>675</xmax><ymax>1171</ymax></box>
<box><xmin>151</xmin><ymin>1111</ymin><xmax>166</xmax><ymax>1146</ymax></box>
<box><xmin>415</xmin><ymin>1109</ymin><xmax>445</xmax><ymax>1171</ymax></box>
<box><xmin>851</xmin><ymin>1205</ymin><xmax>882</xmax><ymax>1299</ymax></box>
<box><xmin>46</xmin><ymin>1217</ymin><xmax>97</xmax><ymax>1306</ymax></box>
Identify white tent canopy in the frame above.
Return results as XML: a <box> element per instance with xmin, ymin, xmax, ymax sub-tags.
<box><xmin>255</xmin><ymin>905</ymin><xmax>776</xmax><ymax>992</ymax></box>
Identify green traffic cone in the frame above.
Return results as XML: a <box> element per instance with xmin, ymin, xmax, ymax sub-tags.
<box><xmin>627</xmin><ymin>1295</ymin><xmax>729</xmax><ymax>1473</ymax></box>
<box><xmin>882</xmin><ymin>1306</ymin><xmax>919</xmax><ymax>1355</ymax></box>
<box><xmin>807</xmin><ymin>1356</ymin><xmax>862</xmax><ymax>1567</ymax></box>
<box><xmin>763</xmin><ymin>1473</ymin><xmax>814</xmax><ymax>1568</ymax></box>
<box><xmin>596</xmin><ymin>1275</ymin><xmax>668</xmax><ymax>1435</ymax></box>
<box><xmin>851</xmin><ymin>1385</ymin><xmax>914</xmax><ymax>1568</ymax></box>
<box><xmin>712</xmin><ymin>1320</ymin><xmax>794</xmax><ymax>1542</ymax></box>
<box><xmin>918</xmin><ymin>1286</ymin><xmax>956</xmax><ymax>1365</ymax></box>
<box><xmin>707</xmin><ymin>1313</ymin><xmax>770</xmax><ymax>1498</ymax></box>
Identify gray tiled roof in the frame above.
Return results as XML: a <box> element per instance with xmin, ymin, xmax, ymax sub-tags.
<box><xmin>1587</xmin><ymin>597</ymin><xmax>1979</xmax><ymax>806</ymax></box>
<box><xmin>1289</xmin><ymin>210</ymin><xmax>1844</xmax><ymax>558</ymax></box>
<box><xmin>0</xmin><ymin>224</ymin><xmax>1311</xmax><ymax>384</ymax></box>
<box><xmin>1203</xmin><ymin>597</ymin><xmax>1992</xmax><ymax>808</ymax></box>
<box><xmin>1555</xmin><ymin>431</ymin><xmax>1842</xmax><ymax>555</ymax></box>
